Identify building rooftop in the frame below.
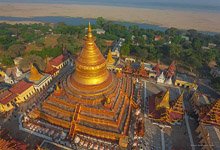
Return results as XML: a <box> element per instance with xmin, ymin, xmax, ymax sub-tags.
<box><xmin>50</xmin><ymin>54</ymin><xmax>67</xmax><ymax>67</ymax></box>
<box><xmin>176</xmin><ymin>73</ymin><xmax>195</xmax><ymax>83</ymax></box>
<box><xmin>0</xmin><ymin>90</ymin><xmax>16</xmax><ymax>105</ymax></box>
<box><xmin>9</xmin><ymin>80</ymin><xmax>33</xmax><ymax>94</ymax></box>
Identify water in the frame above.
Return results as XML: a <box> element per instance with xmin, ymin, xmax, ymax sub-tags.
<box><xmin>0</xmin><ymin>16</ymin><xmax>167</xmax><ymax>31</ymax></box>
<box><xmin>1</xmin><ymin>0</ymin><xmax>220</xmax><ymax>13</ymax></box>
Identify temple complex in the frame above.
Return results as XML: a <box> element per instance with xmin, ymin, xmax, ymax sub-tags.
<box><xmin>26</xmin><ymin>23</ymin><xmax>136</xmax><ymax>148</ymax></box>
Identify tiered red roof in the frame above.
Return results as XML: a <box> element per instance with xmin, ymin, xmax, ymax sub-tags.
<box><xmin>148</xmin><ymin>91</ymin><xmax>170</xmax><ymax>123</ymax></box>
<box><xmin>168</xmin><ymin>92</ymin><xmax>185</xmax><ymax>122</ymax></box>
<box><xmin>0</xmin><ymin>90</ymin><xmax>16</xmax><ymax>105</ymax></box>
<box><xmin>200</xmin><ymin>99</ymin><xmax>220</xmax><ymax>126</ymax></box>
<box><xmin>9</xmin><ymin>80</ymin><xmax>33</xmax><ymax>94</ymax></box>
<box><xmin>166</xmin><ymin>61</ymin><xmax>176</xmax><ymax>78</ymax></box>
<box><xmin>152</xmin><ymin>63</ymin><xmax>160</xmax><ymax>76</ymax></box>
<box><xmin>49</xmin><ymin>54</ymin><xmax>68</xmax><ymax>67</ymax></box>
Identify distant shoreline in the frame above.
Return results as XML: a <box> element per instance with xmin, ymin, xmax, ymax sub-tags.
<box><xmin>0</xmin><ymin>3</ymin><xmax>220</xmax><ymax>33</ymax></box>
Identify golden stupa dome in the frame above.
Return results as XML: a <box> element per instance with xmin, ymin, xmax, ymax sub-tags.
<box><xmin>29</xmin><ymin>64</ymin><xmax>43</xmax><ymax>81</ymax></box>
<box><xmin>71</xmin><ymin>23</ymin><xmax>110</xmax><ymax>86</ymax></box>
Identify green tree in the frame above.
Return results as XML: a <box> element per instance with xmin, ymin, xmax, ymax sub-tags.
<box><xmin>192</xmin><ymin>38</ymin><xmax>202</xmax><ymax>50</ymax></box>
<box><xmin>0</xmin><ymin>55</ymin><xmax>14</xmax><ymax>66</ymax></box>
<box><xmin>96</xmin><ymin>17</ymin><xmax>106</xmax><ymax>28</ymax></box>
<box><xmin>169</xmin><ymin>44</ymin><xmax>181</xmax><ymax>60</ymax></box>
<box><xmin>121</xmin><ymin>43</ymin><xmax>130</xmax><ymax>56</ymax></box>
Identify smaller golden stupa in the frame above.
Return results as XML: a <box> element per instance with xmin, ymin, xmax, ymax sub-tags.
<box><xmin>29</xmin><ymin>64</ymin><xmax>43</xmax><ymax>81</ymax></box>
<box><xmin>106</xmin><ymin>49</ymin><xmax>115</xmax><ymax>65</ymax></box>
<box><xmin>54</xmin><ymin>83</ymin><xmax>62</xmax><ymax>96</ymax></box>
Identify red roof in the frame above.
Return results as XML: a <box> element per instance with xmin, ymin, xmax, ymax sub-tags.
<box><xmin>9</xmin><ymin>80</ymin><xmax>33</xmax><ymax>94</ymax></box>
<box><xmin>50</xmin><ymin>54</ymin><xmax>67</xmax><ymax>67</ymax></box>
<box><xmin>0</xmin><ymin>90</ymin><xmax>17</xmax><ymax>105</ymax></box>
<box><xmin>44</xmin><ymin>62</ymin><xmax>59</xmax><ymax>75</ymax></box>
<box><xmin>169</xmin><ymin>111</ymin><xmax>183</xmax><ymax>121</ymax></box>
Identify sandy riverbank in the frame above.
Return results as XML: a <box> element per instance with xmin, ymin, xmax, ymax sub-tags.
<box><xmin>0</xmin><ymin>3</ymin><xmax>220</xmax><ymax>33</ymax></box>
<box><xmin>0</xmin><ymin>20</ymin><xmax>43</xmax><ymax>25</ymax></box>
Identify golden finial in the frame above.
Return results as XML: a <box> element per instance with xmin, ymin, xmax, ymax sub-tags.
<box><xmin>87</xmin><ymin>22</ymin><xmax>93</xmax><ymax>39</ymax></box>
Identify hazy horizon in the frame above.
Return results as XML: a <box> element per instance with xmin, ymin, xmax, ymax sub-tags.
<box><xmin>1</xmin><ymin>0</ymin><xmax>220</xmax><ymax>12</ymax></box>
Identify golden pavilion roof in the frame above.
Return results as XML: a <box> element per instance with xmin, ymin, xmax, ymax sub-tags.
<box><xmin>156</xmin><ymin>89</ymin><xmax>170</xmax><ymax>109</ymax></box>
<box><xmin>29</xmin><ymin>64</ymin><xmax>43</xmax><ymax>81</ymax></box>
<box><xmin>71</xmin><ymin>23</ymin><xmax>111</xmax><ymax>86</ymax></box>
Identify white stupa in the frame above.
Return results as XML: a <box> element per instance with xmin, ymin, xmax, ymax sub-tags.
<box><xmin>165</xmin><ymin>77</ymin><xmax>173</xmax><ymax>85</ymax></box>
<box><xmin>15</xmin><ymin>67</ymin><xmax>23</xmax><ymax>78</ymax></box>
<box><xmin>157</xmin><ymin>72</ymin><xmax>165</xmax><ymax>83</ymax></box>
<box><xmin>4</xmin><ymin>73</ymin><xmax>15</xmax><ymax>84</ymax></box>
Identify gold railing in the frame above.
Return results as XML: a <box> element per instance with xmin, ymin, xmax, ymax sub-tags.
<box><xmin>75</xmin><ymin>124</ymin><xmax>123</xmax><ymax>140</ymax></box>
<box><xmin>32</xmin><ymin>109</ymin><xmax>70</xmax><ymax>129</ymax></box>
<box><xmin>42</xmin><ymin>102</ymin><xmax>73</xmax><ymax>117</ymax></box>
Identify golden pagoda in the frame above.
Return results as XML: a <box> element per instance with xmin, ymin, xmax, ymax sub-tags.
<box><xmin>29</xmin><ymin>64</ymin><xmax>43</xmax><ymax>81</ymax></box>
<box><xmin>70</xmin><ymin>22</ymin><xmax>111</xmax><ymax>86</ymax></box>
<box><xmin>28</xmin><ymin>23</ymin><xmax>135</xmax><ymax>148</ymax></box>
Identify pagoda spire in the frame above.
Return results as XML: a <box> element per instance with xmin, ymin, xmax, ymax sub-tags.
<box><xmin>166</xmin><ymin>61</ymin><xmax>176</xmax><ymax>78</ymax></box>
<box><xmin>71</xmin><ymin>23</ymin><xmax>110</xmax><ymax>86</ymax></box>
<box><xmin>153</xmin><ymin>63</ymin><xmax>160</xmax><ymax>76</ymax></box>
<box><xmin>87</xmin><ymin>22</ymin><xmax>93</xmax><ymax>39</ymax></box>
